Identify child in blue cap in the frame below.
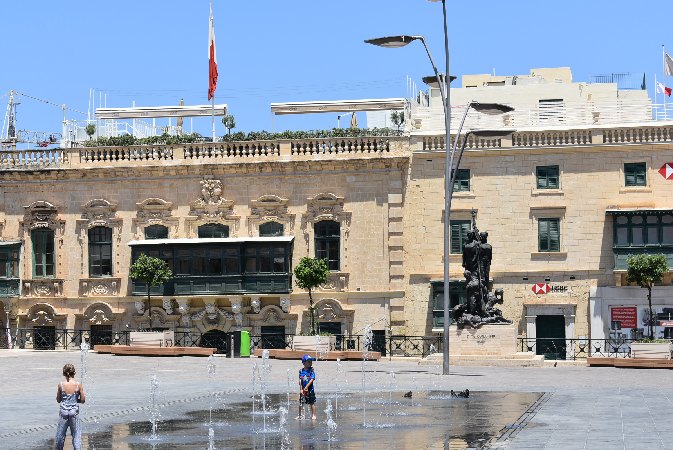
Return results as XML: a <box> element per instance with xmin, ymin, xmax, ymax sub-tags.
<box><xmin>296</xmin><ymin>354</ymin><xmax>317</xmax><ymax>420</ymax></box>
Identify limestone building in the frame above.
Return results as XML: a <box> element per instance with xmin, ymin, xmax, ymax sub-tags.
<box><xmin>1</xmin><ymin>67</ymin><xmax>672</xmax><ymax>357</ymax></box>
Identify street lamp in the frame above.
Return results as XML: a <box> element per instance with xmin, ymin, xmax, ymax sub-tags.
<box><xmin>367</xmin><ymin>25</ymin><xmax>514</xmax><ymax>376</ymax></box>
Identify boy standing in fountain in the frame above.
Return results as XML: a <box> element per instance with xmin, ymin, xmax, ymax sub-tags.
<box><xmin>55</xmin><ymin>363</ymin><xmax>86</xmax><ymax>450</ymax></box>
<box><xmin>296</xmin><ymin>354</ymin><xmax>317</xmax><ymax>420</ymax></box>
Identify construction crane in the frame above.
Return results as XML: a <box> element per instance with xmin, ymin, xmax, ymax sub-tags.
<box><xmin>1</xmin><ymin>90</ymin><xmax>85</xmax><ymax>150</ymax></box>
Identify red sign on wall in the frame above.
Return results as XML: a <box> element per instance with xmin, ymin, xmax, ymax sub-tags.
<box><xmin>659</xmin><ymin>162</ymin><xmax>673</xmax><ymax>180</ymax></box>
<box><xmin>611</xmin><ymin>307</ymin><xmax>637</xmax><ymax>328</ymax></box>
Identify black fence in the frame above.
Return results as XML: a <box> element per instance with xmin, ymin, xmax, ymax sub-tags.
<box><xmin>517</xmin><ymin>337</ymin><xmax>673</xmax><ymax>360</ymax></box>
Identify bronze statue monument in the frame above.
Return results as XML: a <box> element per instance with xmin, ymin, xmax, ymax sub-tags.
<box><xmin>452</xmin><ymin>211</ymin><xmax>512</xmax><ymax>329</ymax></box>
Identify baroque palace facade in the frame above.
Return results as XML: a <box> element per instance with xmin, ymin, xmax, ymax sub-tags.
<box><xmin>2</xmin><ymin>67</ymin><xmax>673</xmax><ymax>354</ymax></box>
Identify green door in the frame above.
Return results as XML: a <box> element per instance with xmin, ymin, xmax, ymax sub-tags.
<box><xmin>536</xmin><ymin>315</ymin><xmax>566</xmax><ymax>360</ymax></box>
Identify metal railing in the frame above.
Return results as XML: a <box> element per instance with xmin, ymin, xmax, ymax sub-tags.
<box><xmin>517</xmin><ymin>337</ymin><xmax>673</xmax><ymax>360</ymax></box>
<box><xmin>0</xmin><ymin>329</ymin><xmax>130</xmax><ymax>350</ymax></box>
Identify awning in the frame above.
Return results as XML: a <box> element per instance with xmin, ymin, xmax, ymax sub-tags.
<box><xmin>606</xmin><ymin>208</ymin><xmax>673</xmax><ymax>215</ymax></box>
<box><xmin>270</xmin><ymin>98</ymin><xmax>406</xmax><ymax>115</ymax></box>
<box><xmin>96</xmin><ymin>104</ymin><xmax>228</xmax><ymax>119</ymax></box>
<box><xmin>128</xmin><ymin>236</ymin><xmax>294</xmax><ymax>246</ymax></box>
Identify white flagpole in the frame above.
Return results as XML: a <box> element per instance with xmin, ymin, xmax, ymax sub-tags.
<box><xmin>655</xmin><ymin>73</ymin><xmax>658</xmax><ymax>118</ymax></box>
<box><xmin>211</xmin><ymin>0</ymin><xmax>215</xmax><ymax>142</ymax></box>
<box><xmin>663</xmin><ymin>45</ymin><xmax>667</xmax><ymax>117</ymax></box>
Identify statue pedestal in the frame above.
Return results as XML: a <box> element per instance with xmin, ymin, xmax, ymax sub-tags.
<box><xmin>449</xmin><ymin>324</ymin><xmax>517</xmax><ymax>356</ymax></box>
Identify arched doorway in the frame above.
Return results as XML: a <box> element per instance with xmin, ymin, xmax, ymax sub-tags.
<box><xmin>199</xmin><ymin>329</ymin><xmax>228</xmax><ymax>354</ymax></box>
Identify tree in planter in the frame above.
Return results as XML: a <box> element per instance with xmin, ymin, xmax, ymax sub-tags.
<box><xmin>129</xmin><ymin>253</ymin><xmax>173</xmax><ymax>331</ymax></box>
<box><xmin>293</xmin><ymin>257</ymin><xmax>330</xmax><ymax>335</ymax></box>
<box><xmin>85</xmin><ymin>123</ymin><xmax>96</xmax><ymax>141</ymax></box>
<box><xmin>390</xmin><ymin>111</ymin><xmax>405</xmax><ymax>131</ymax></box>
<box><xmin>626</xmin><ymin>253</ymin><xmax>668</xmax><ymax>339</ymax></box>
<box><xmin>222</xmin><ymin>115</ymin><xmax>236</xmax><ymax>135</ymax></box>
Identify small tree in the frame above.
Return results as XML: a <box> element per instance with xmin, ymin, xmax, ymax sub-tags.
<box><xmin>85</xmin><ymin>124</ymin><xmax>96</xmax><ymax>140</ymax></box>
<box><xmin>129</xmin><ymin>253</ymin><xmax>173</xmax><ymax>331</ymax></box>
<box><xmin>390</xmin><ymin>111</ymin><xmax>405</xmax><ymax>131</ymax></box>
<box><xmin>222</xmin><ymin>115</ymin><xmax>236</xmax><ymax>135</ymax></box>
<box><xmin>626</xmin><ymin>253</ymin><xmax>668</xmax><ymax>339</ymax></box>
<box><xmin>293</xmin><ymin>257</ymin><xmax>330</xmax><ymax>335</ymax></box>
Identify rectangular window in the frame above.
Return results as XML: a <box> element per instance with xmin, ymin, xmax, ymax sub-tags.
<box><xmin>0</xmin><ymin>246</ymin><xmax>20</xmax><ymax>279</ymax></box>
<box><xmin>89</xmin><ymin>227</ymin><xmax>112</xmax><ymax>277</ymax></box>
<box><xmin>452</xmin><ymin>169</ymin><xmax>470</xmax><ymax>192</ymax></box>
<box><xmin>314</xmin><ymin>221</ymin><xmax>340</xmax><ymax>271</ymax></box>
<box><xmin>450</xmin><ymin>220</ymin><xmax>471</xmax><ymax>254</ymax></box>
<box><xmin>613</xmin><ymin>213</ymin><xmax>673</xmax><ymax>247</ymax></box>
<box><xmin>538</xmin><ymin>218</ymin><xmax>560</xmax><ymax>252</ymax></box>
<box><xmin>32</xmin><ymin>229</ymin><xmax>55</xmax><ymax>278</ymax></box>
<box><xmin>624</xmin><ymin>162</ymin><xmax>647</xmax><ymax>187</ymax></box>
<box><xmin>536</xmin><ymin>165</ymin><xmax>560</xmax><ymax>189</ymax></box>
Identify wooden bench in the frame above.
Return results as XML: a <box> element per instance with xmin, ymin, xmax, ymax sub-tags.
<box><xmin>98</xmin><ymin>345</ymin><xmax>216</xmax><ymax>357</ymax></box>
<box><xmin>587</xmin><ymin>357</ymin><xmax>673</xmax><ymax>369</ymax></box>
<box><xmin>129</xmin><ymin>331</ymin><xmax>174</xmax><ymax>348</ymax></box>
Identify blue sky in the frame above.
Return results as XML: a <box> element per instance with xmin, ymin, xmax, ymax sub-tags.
<box><xmin>1</xmin><ymin>1</ymin><xmax>671</xmax><ymax>137</ymax></box>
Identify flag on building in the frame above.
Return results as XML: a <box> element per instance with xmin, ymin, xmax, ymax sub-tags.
<box><xmin>657</xmin><ymin>81</ymin><xmax>672</xmax><ymax>97</ymax></box>
<box><xmin>208</xmin><ymin>2</ymin><xmax>218</xmax><ymax>101</ymax></box>
<box><xmin>666</xmin><ymin>52</ymin><xmax>673</xmax><ymax>77</ymax></box>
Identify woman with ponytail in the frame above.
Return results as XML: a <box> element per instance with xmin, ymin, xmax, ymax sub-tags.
<box><xmin>55</xmin><ymin>363</ymin><xmax>85</xmax><ymax>450</ymax></box>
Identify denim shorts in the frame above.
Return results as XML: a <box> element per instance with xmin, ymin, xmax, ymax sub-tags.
<box><xmin>300</xmin><ymin>392</ymin><xmax>316</xmax><ymax>405</ymax></box>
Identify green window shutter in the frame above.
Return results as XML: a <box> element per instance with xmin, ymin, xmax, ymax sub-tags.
<box><xmin>536</xmin><ymin>166</ymin><xmax>559</xmax><ymax>189</ymax></box>
<box><xmin>625</xmin><ymin>162</ymin><xmax>646</xmax><ymax>187</ymax></box>
<box><xmin>450</xmin><ymin>220</ymin><xmax>470</xmax><ymax>254</ymax></box>
<box><xmin>538</xmin><ymin>218</ymin><xmax>560</xmax><ymax>252</ymax></box>
<box><xmin>452</xmin><ymin>169</ymin><xmax>470</xmax><ymax>192</ymax></box>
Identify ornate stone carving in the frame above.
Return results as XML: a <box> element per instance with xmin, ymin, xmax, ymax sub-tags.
<box><xmin>134</xmin><ymin>198</ymin><xmax>179</xmax><ymax>239</ymax></box>
<box><xmin>81</xmin><ymin>199</ymin><xmax>118</xmax><ymax>229</ymax></box>
<box><xmin>247</xmin><ymin>305</ymin><xmax>298</xmax><ymax>335</ymax></box>
<box><xmin>83</xmin><ymin>303</ymin><xmax>115</xmax><ymax>325</ymax></box>
<box><xmin>177</xmin><ymin>300</ymin><xmax>191</xmax><ymax>326</ymax></box>
<box><xmin>191</xmin><ymin>302</ymin><xmax>234</xmax><ymax>327</ymax></box>
<box><xmin>80</xmin><ymin>278</ymin><xmax>121</xmax><ymax>297</ymax></box>
<box><xmin>163</xmin><ymin>298</ymin><xmax>174</xmax><ymax>315</ymax></box>
<box><xmin>280</xmin><ymin>297</ymin><xmax>291</xmax><ymax>313</ymax></box>
<box><xmin>26</xmin><ymin>303</ymin><xmax>64</xmax><ymax>327</ymax></box>
<box><xmin>134</xmin><ymin>301</ymin><xmax>146</xmax><ymax>315</ymax></box>
<box><xmin>187</xmin><ymin>179</ymin><xmax>240</xmax><ymax>236</ymax></box>
<box><xmin>250</xmin><ymin>296</ymin><xmax>261</xmax><ymax>314</ymax></box>
<box><xmin>247</xmin><ymin>195</ymin><xmax>295</xmax><ymax>236</ymax></box>
<box><xmin>23</xmin><ymin>201</ymin><xmax>62</xmax><ymax>231</ymax></box>
<box><xmin>318</xmin><ymin>273</ymin><xmax>349</xmax><ymax>292</ymax></box>
<box><xmin>302</xmin><ymin>298</ymin><xmax>354</xmax><ymax>335</ymax></box>
<box><xmin>229</xmin><ymin>296</ymin><xmax>244</xmax><ymax>328</ymax></box>
<box><xmin>22</xmin><ymin>279</ymin><xmax>64</xmax><ymax>298</ymax></box>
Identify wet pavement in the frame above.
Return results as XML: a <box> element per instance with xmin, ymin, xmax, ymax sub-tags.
<box><xmin>1</xmin><ymin>351</ymin><xmax>672</xmax><ymax>449</ymax></box>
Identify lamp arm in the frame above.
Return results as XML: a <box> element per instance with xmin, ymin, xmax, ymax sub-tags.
<box><xmin>448</xmin><ymin>103</ymin><xmax>473</xmax><ymax>188</ymax></box>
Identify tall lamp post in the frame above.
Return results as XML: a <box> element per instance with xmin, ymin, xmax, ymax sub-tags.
<box><xmin>365</xmin><ymin>34</ymin><xmax>514</xmax><ymax>375</ymax></box>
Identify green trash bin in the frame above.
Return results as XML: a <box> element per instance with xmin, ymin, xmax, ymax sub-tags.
<box><xmin>239</xmin><ymin>330</ymin><xmax>250</xmax><ymax>357</ymax></box>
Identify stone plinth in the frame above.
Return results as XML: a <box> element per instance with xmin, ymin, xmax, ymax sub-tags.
<box><xmin>449</xmin><ymin>324</ymin><xmax>517</xmax><ymax>356</ymax></box>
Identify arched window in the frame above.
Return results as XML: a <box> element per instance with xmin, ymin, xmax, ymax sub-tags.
<box><xmin>198</xmin><ymin>223</ymin><xmax>230</xmax><ymax>238</ymax></box>
<box><xmin>32</xmin><ymin>229</ymin><xmax>55</xmax><ymax>278</ymax></box>
<box><xmin>314</xmin><ymin>220</ymin><xmax>340</xmax><ymax>271</ymax></box>
<box><xmin>259</xmin><ymin>221</ymin><xmax>284</xmax><ymax>237</ymax></box>
<box><xmin>88</xmin><ymin>226</ymin><xmax>112</xmax><ymax>277</ymax></box>
<box><xmin>145</xmin><ymin>224</ymin><xmax>169</xmax><ymax>240</ymax></box>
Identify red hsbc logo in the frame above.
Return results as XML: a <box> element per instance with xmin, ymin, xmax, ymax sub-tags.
<box><xmin>659</xmin><ymin>163</ymin><xmax>673</xmax><ymax>180</ymax></box>
<box><xmin>532</xmin><ymin>283</ymin><xmax>550</xmax><ymax>294</ymax></box>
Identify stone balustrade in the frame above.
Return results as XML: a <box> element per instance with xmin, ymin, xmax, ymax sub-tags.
<box><xmin>3</xmin><ymin>123</ymin><xmax>673</xmax><ymax>171</ymax></box>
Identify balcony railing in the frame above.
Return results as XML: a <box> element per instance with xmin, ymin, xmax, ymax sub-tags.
<box><xmin>131</xmin><ymin>274</ymin><xmax>292</xmax><ymax>296</ymax></box>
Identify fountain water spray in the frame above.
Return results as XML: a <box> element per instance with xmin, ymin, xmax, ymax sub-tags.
<box><xmin>260</xmin><ymin>349</ymin><xmax>271</xmax><ymax>432</ymax></box>
<box><xmin>278</xmin><ymin>406</ymin><xmax>291</xmax><ymax>449</ymax></box>
<box><xmin>251</xmin><ymin>362</ymin><xmax>258</xmax><ymax>419</ymax></box>
<box><xmin>388</xmin><ymin>370</ymin><xmax>397</xmax><ymax>410</ymax></box>
<box><xmin>335</xmin><ymin>358</ymin><xmax>345</xmax><ymax>416</ymax></box>
<box><xmin>324</xmin><ymin>399</ymin><xmax>338</xmax><ymax>442</ymax></box>
<box><xmin>148</xmin><ymin>374</ymin><xmax>161</xmax><ymax>441</ymax></box>
<box><xmin>80</xmin><ymin>340</ymin><xmax>89</xmax><ymax>381</ymax></box>
<box><xmin>361</xmin><ymin>324</ymin><xmax>373</xmax><ymax>427</ymax></box>
<box><xmin>286</xmin><ymin>368</ymin><xmax>292</xmax><ymax>412</ymax></box>
<box><xmin>207</xmin><ymin>355</ymin><xmax>216</xmax><ymax>425</ymax></box>
<box><xmin>208</xmin><ymin>427</ymin><xmax>215</xmax><ymax>450</ymax></box>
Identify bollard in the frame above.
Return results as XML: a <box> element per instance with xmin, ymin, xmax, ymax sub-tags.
<box><xmin>230</xmin><ymin>333</ymin><xmax>235</xmax><ymax>358</ymax></box>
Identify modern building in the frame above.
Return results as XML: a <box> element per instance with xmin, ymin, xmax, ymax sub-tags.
<box><xmin>1</xmin><ymin>67</ymin><xmax>672</xmax><ymax>358</ymax></box>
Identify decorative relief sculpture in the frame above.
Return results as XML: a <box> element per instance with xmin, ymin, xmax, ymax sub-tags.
<box><xmin>134</xmin><ymin>301</ymin><xmax>146</xmax><ymax>315</ymax></box>
<box><xmin>452</xmin><ymin>211</ymin><xmax>512</xmax><ymax>329</ymax></box>
<box><xmin>162</xmin><ymin>298</ymin><xmax>174</xmax><ymax>315</ymax></box>
<box><xmin>134</xmin><ymin>198</ymin><xmax>178</xmax><ymax>238</ymax></box>
<box><xmin>280</xmin><ymin>297</ymin><xmax>291</xmax><ymax>313</ymax></box>
<box><xmin>247</xmin><ymin>195</ymin><xmax>295</xmax><ymax>236</ymax></box>
<box><xmin>187</xmin><ymin>179</ymin><xmax>240</xmax><ymax>236</ymax></box>
<box><xmin>250</xmin><ymin>296</ymin><xmax>261</xmax><ymax>314</ymax></box>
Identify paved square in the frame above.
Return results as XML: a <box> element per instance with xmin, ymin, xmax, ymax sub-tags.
<box><xmin>1</xmin><ymin>351</ymin><xmax>672</xmax><ymax>449</ymax></box>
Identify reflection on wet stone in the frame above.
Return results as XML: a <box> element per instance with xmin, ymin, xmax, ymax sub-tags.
<box><xmin>43</xmin><ymin>391</ymin><xmax>540</xmax><ymax>449</ymax></box>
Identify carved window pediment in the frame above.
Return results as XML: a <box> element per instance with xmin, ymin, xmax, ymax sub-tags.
<box><xmin>188</xmin><ymin>179</ymin><xmax>239</xmax><ymax>237</ymax></box>
<box><xmin>23</xmin><ymin>201</ymin><xmax>61</xmax><ymax>231</ymax></box>
<box><xmin>248</xmin><ymin>195</ymin><xmax>295</xmax><ymax>237</ymax></box>
<box><xmin>134</xmin><ymin>198</ymin><xmax>178</xmax><ymax>239</ymax></box>
<box><xmin>81</xmin><ymin>199</ymin><xmax>118</xmax><ymax>228</ymax></box>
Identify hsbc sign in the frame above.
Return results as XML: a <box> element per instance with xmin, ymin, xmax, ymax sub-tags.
<box><xmin>659</xmin><ymin>162</ymin><xmax>673</xmax><ymax>180</ymax></box>
<box><xmin>531</xmin><ymin>283</ymin><xmax>568</xmax><ymax>295</ymax></box>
